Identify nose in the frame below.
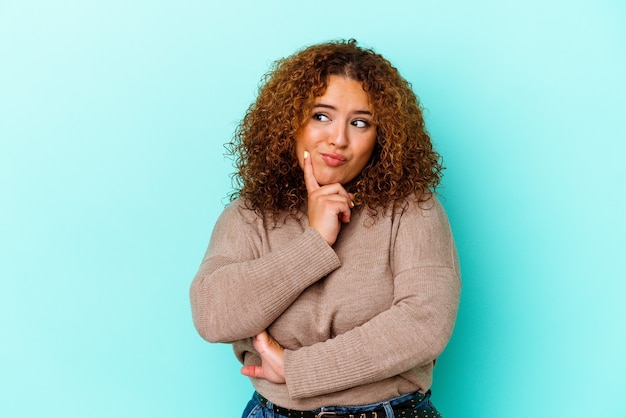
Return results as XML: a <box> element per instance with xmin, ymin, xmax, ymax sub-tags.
<box><xmin>329</xmin><ymin>122</ymin><xmax>348</xmax><ymax>147</ymax></box>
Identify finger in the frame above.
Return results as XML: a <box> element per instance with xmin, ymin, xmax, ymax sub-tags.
<box><xmin>254</xmin><ymin>330</ymin><xmax>284</xmax><ymax>355</ymax></box>
<box><xmin>322</xmin><ymin>188</ymin><xmax>354</xmax><ymax>206</ymax></box>
<box><xmin>303</xmin><ymin>151</ymin><xmax>320</xmax><ymax>193</ymax></box>
<box><xmin>338</xmin><ymin>202</ymin><xmax>352</xmax><ymax>224</ymax></box>
<box><xmin>252</xmin><ymin>330</ymin><xmax>269</xmax><ymax>352</ymax></box>
<box><xmin>312</xmin><ymin>195</ymin><xmax>353</xmax><ymax>225</ymax></box>
<box><xmin>318</xmin><ymin>191</ymin><xmax>355</xmax><ymax>213</ymax></box>
<box><xmin>314</xmin><ymin>182</ymin><xmax>350</xmax><ymax>196</ymax></box>
<box><xmin>252</xmin><ymin>330</ymin><xmax>279</xmax><ymax>355</ymax></box>
<box><xmin>240</xmin><ymin>365</ymin><xmax>264</xmax><ymax>378</ymax></box>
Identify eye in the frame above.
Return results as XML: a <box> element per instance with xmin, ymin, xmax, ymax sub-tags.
<box><xmin>352</xmin><ymin>119</ymin><xmax>370</xmax><ymax>128</ymax></box>
<box><xmin>313</xmin><ymin>113</ymin><xmax>330</xmax><ymax>122</ymax></box>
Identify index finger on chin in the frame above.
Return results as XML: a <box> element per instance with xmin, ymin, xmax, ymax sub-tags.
<box><xmin>303</xmin><ymin>150</ymin><xmax>320</xmax><ymax>193</ymax></box>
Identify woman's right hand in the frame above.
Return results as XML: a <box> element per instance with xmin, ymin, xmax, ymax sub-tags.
<box><xmin>303</xmin><ymin>151</ymin><xmax>354</xmax><ymax>246</ymax></box>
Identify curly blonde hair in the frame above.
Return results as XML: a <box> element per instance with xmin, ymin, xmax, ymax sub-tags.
<box><xmin>226</xmin><ymin>39</ymin><xmax>443</xmax><ymax>220</ymax></box>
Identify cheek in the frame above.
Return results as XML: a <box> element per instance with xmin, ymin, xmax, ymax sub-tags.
<box><xmin>295</xmin><ymin>128</ymin><xmax>310</xmax><ymax>150</ymax></box>
<box><xmin>358</xmin><ymin>136</ymin><xmax>377</xmax><ymax>162</ymax></box>
<box><xmin>295</xmin><ymin>127</ymin><xmax>321</xmax><ymax>156</ymax></box>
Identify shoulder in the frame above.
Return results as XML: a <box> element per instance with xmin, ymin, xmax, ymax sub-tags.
<box><xmin>214</xmin><ymin>198</ymin><xmax>307</xmax><ymax>238</ymax></box>
<box><xmin>211</xmin><ymin>198</ymin><xmax>262</xmax><ymax>239</ymax></box>
<box><xmin>208</xmin><ymin>198</ymin><xmax>266</xmax><ymax>256</ymax></box>
<box><xmin>391</xmin><ymin>193</ymin><xmax>460</xmax><ymax>273</ymax></box>
<box><xmin>394</xmin><ymin>194</ymin><xmax>455</xmax><ymax>255</ymax></box>
<box><xmin>358</xmin><ymin>193</ymin><xmax>449</xmax><ymax>230</ymax></box>
<box><xmin>216</xmin><ymin>197</ymin><xmax>261</xmax><ymax>224</ymax></box>
<box><xmin>394</xmin><ymin>193</ymin><xmax>449</xmax><ymax>225</ymax></box>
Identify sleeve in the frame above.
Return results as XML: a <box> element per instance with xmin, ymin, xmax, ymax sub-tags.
<box><xmin>282</xmin><ymin>198</ymin><xmax>461</xmax><ymax>399</ymax></box>
<box><xmin>190</xmin><ymin>203</ymin><xmax>342</xmax><ymax>343</ymax></box>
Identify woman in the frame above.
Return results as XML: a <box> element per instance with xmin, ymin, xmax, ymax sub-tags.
<box><xmin>190</xmin><ymin>39</ymin><xmax>461</xmax><ymax>418</ymax></box>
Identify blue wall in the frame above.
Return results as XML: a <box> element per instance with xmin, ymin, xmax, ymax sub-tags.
<box><xmin>1</xmin><ymin>1</ymin><xmax>624</xmax><ymax>416</ymax></box>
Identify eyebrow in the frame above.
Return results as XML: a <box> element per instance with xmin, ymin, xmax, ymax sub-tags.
<box><xmin>313</xmin><ymin>103</ymin><xmax>372</xmax><ymax>116</ymax></box>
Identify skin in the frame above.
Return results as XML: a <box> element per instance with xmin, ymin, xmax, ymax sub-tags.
<box><xmin>295</xmin><ymin>75</ymin><xmax>377</xmax><ymax>188</ymax></box>
<box><xmin>297</xmin><ymin>75</ymin><xmax>377</xmax><ymax>247</ymax></box>
<box><xmin>240</xmin><ymin>76</ymin><xmax>378</xmax><ymax>383</ymax></box>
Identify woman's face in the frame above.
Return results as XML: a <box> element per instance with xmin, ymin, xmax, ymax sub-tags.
<box><xmin>295</xmin><ymin>75</ymin><xmax>377</xmax><ymax>186</ymax></box>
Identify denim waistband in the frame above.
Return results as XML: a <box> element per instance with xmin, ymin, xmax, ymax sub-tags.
<box><xmin>255</xmin><ymin>390</ymin><xmax>433</xmax><ymax>418</ymax></box>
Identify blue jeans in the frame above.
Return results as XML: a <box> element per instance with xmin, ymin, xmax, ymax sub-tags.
<box><xmin>241</xmin><ymin>390</ymin><xmax>437</xmax><ymax>418</ymax></box>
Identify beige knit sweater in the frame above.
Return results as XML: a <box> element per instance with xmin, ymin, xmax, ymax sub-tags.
<box><xmin>190</xmin><ymin>196</ymin><xmax>460</xmax><ymax>410</ymax></box>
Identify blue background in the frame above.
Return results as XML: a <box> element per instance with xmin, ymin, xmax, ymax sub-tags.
<box><xmin>1</xmin><ymin>1</ymin><xmax>625</xmax><ymax>417</ymax></box>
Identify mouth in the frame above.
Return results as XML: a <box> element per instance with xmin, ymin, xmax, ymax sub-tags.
<box><xmin>320</xmin><ymin>153</ymin><xmax>347</xmax><ymax>167</ymax></box>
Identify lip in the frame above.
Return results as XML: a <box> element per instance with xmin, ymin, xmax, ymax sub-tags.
<box><xmin>320</xmin><ymin>153</ymin><xmax>347</xmax><ymax>167</ymax></box>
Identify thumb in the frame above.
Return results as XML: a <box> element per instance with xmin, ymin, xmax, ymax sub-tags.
<box><xmin>252</xmin><ymin>330</ymin><xmax>268</xmax><ymax>352</ymax></box>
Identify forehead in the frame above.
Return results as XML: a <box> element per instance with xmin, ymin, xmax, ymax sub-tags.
<box><xmin>314</xmin><ymin>76</ymin><xmax>372</xmax><ymax>107</ymax></box>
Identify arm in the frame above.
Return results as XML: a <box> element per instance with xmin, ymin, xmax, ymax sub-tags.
<box><xmin>283</xmin><ymin>199</ymin><xmax>461</xmax><ymax>398</ymax></box>
<box><xmin>189</xmin><ymin>202</ymin><xmax>341</xmax><ymax>343</ymax></box>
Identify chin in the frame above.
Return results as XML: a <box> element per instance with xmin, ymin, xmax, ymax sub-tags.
<box><xmin>317</xmin><ymin>176</ymin><xmax>345</xmax><ymax>186</ymax></box>
<box><xmin>315</xmin><ymin>170</ymin><xmax>350</xmax><ymax>186</ymax></box>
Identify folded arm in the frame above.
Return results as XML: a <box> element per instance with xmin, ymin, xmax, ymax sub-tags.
<box><xmin>190</xmin><ymin>203</ymin><xmax>341</xmax><ymax>343</ymax></box>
